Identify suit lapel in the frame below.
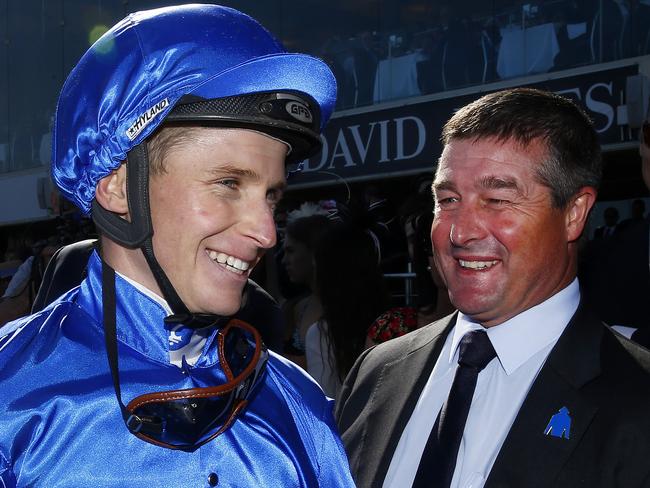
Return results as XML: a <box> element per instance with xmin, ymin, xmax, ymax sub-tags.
<box><xmin>362</xmin><ymin>316</ymin><xmax>454</xmax><ymax>487</ymax></box>
<box><xmin>486</xmin><ymin>304</ymin><xmax>604</xmax><ymax>488</ymax></box>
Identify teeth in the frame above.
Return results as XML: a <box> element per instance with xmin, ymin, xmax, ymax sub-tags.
<box><xmin>459</xmin><ymin>259</ymin><xmax>498</xmax><ymax>270</ymax></box>
<box><xmin>232</xmin><ymin>258</ymin><xmax>250</xmax><ymax>271</ymax></box>
<box><xmin>208</xmin><ymin>250</ymin><xmax>251</xmax><ymax>272</ymax></box>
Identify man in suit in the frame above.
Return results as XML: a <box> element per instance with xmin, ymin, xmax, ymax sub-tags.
<box><xmin>336</xmin><ymin>88</ymin><xmax>650</xmax><ymax>488</ymax></box>
<box><xmin>592</xmin><ymin>206</ymin><xmax>619</xmax><ymax>239</ymax></box>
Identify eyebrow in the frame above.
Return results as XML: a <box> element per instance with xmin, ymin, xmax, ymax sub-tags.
<box><xmin>478</xmin><ymin>175</ymin><xmax>522</xmax><ymax>194</ymax></box>
<box><xmin>432</xmin><ymin>179</ymin><xmax>456</xmax><ymax>194</ymax></box>
<box><xmin>432</xmin><ymin>175</ymin><xmax>522</xmax><ymax>194</ymax></box>
<box><xmin>208</xmin><ymin>164</ymin><xmax>261</xmax><ymax>180</ymax></box>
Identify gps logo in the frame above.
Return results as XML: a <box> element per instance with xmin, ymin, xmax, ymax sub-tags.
<box><xmin>286</xmin><ymin>101</ymin><xmax>312</xmax><ymax>123</ymax></box>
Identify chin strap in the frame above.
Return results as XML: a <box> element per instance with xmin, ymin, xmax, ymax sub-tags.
<box><xmin>139</xmin><ymin>235</ymin><xmax>230</xmax><ymax>329</ymax></box>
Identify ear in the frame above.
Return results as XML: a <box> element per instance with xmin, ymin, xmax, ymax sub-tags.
<box><xmin>95</xmin><ymin>163</ymin><xmax>130</xmax><ymax>217</ymax></box>
<box><xmin>565</xmin><ymin>186</ymin><xmax>597</xmax><ymax>242</ymax></box>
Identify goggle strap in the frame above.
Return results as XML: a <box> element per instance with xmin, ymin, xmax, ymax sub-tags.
<box><xmin>101</xmin><ymin>260</ymin><xmax>138</xmax><ymax>431</ymax></box>
<box><xmin>100</xmin><ymin>263</ymin><xmax>268</xmax><ymax>448</ymax></box>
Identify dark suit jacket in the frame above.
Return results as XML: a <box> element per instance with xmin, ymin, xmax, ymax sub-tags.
<box><xmin>336</xmin><ymin>304</ymin><xmax>650</xmax><ymax>488</ymax></box>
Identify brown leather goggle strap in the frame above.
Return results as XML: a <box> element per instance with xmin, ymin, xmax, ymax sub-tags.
<box><xmin>126</xmin><ymin>319</ymin><xmax>263</xmax><ymax>411</ymax></box>
<box><xmin>134</xmin><ymin>399</ymin><xmax>249</xmax><ymax>450</ymax></box>
<box><xmin>218</xmin><ymin>319</ymin><xmax>262</xmax><ymax>381</ymax></box>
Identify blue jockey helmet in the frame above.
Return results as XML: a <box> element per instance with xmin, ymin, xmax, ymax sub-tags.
<box><xmin>51</xmin><ymin>4</ymin><xmax>337</xmax><ymax>325</ymax></box>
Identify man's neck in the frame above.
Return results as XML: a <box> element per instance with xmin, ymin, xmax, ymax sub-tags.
<box><xmin>100</xmin><ymin>236</ymin><xmax>166</xmax><ymax>301</ymax></box>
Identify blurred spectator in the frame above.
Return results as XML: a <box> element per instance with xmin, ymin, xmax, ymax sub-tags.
<box><xmin>351</xmin><ymin>31</ymin><xmax>380</xmax><ymax>106</ymax></box>
<box><xmin>617</xmin><ymin>198</ymin><xmax>647</xmax><ymax>231</ymax></box>
<box><xmin>366</xmin><ymin>306</ymin><xmax>418</xmax><ymax>347</ymax></box>
<box><xmin>281</xmin><ymin>207</ymin><xmax>333</xmax><ymax>367</ymax></box>
<box><xmin>417</xmin><ymin>6</ymin><xmax>492</xmax><ymax>93</ymax></box>
<box><xmin>0</xmin><ymin>238</ymin><xmax>58</xmax><ymax>327</ymax></box>
<box><xmin>320</xmin><ymin>36</ymin><xmax>357</xmax><ymax>110</ymax></box>
<box><xmin>366</xmin><ymin>207</ymin><xmax>454</xmax><ymax>349</ymax></box>
<box><xmin>592</xmin><ymin>206</ymin><xmax>619</xmax><ymax>239</ymax></box>
<box><xmin>307</xmin><ymin>222</ymin><xmax>390</xmax><ymax>398</ymax></box>
<box><xmin>398</xmin><ymin>174</ymin><xmax>436</xmax><ymax>308</ymax></box>
<box><xmin>412</xmin><ymin>209</ymin><xmax>455</xmax><ymax>326</ymax></box>
<box><xmin>627</xmin><ymin>0</ymin><xmax>650</xmax><ymax>56</ymax></box>
<box><xmin>553</xmin><ymin>0</ymin><xmax>593</xmax><ymax>69</ymax></box>
<box><xmin>268</xmin><ymin>196</ymin><xmax>305</xmax><ymax>302</ymax></box>
<box><xmin>580</xmin><ymin>124</ymin><xmax>650</xmax><ymax>346</ymax></box>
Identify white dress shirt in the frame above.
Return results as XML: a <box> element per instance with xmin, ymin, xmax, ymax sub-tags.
<box><xmin>383</xmin><ymin>279</ymin><xmax>580</xmax><ymax>488</ymax></box>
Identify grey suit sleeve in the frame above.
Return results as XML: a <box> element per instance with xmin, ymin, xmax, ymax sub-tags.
<box><xmin>335</xmin><ymin>345</ymin><xmax>375</xmax><ymax>428</ymax></box>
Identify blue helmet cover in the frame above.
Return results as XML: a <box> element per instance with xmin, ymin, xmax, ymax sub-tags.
<box><xmin>52</xmin><ymin>4</ymin><xmax>337</xmax><ymax>214</ymax></box>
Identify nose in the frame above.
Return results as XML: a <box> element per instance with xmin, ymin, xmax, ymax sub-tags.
<box><xmin>242</xmin><ymin>201</ymin><xmax>277</xmax><ymax>250</ymax></box>
<box><xmin>448</xmin><ymin>204</ymin><xmax>486</xmax><ymax>247</ymax></box>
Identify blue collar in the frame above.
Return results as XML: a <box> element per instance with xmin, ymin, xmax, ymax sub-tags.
<box><xmin>76</xmin><ymin>251</ymin><xmax>220</xmax><ymax>367</ymax></box>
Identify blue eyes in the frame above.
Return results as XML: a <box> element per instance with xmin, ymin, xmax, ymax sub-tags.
<box><xmin>219</xmin><ymin>179</ymin><xmax>238</xmax><ymax>189</ymax></box>
<box><xmin>215</xmin><ymin>179</ymin><xmax>282</xmax><ymax>209</ymax></box>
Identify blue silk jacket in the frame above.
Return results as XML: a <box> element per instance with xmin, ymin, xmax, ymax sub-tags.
<box><xmin>0</xmin><ymin>252</ymin><xmax>355</xmax><ymax>487</ymax></box>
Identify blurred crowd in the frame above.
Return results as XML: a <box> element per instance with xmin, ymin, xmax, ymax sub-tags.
<box><xmin>0</xmin><ymin>214</ymin><xmax>96</xmax><ymax>324</ymax></box>
<box><xmin>319</xmin><ymin>0</ymin><xmax>650</xmax><ymax>109</ymax></box>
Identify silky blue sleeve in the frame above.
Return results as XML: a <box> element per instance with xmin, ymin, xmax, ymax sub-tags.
<box><xmin>0</xmin><ymin>449</ymin><xmax>16</xmax><ymax>488</ymax></box>
<box><xmin>266</xmin><ymin>356</ymin><xmax>356</xmax><ymax>487</ymax></box>
<box><xmin>316</xmin><ymin>397</ymin><xmax>357</xmax><ymax>487</ymax></box>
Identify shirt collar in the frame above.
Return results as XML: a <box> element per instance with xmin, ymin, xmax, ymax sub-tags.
<box><xmin>118</xmin><ymin>270</ymin><xmax>173</xmax><ymax>315</ymax></box>
<box><xmin>451</xmin><ymin>278</ymin><xmax>580</xmax><ymax>375</ymax></box>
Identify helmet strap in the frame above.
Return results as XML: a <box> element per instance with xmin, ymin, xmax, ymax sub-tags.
<box><xmin>91</xmin><ymin>143</ymin><xmax>154</xmax><ymax>248</ymax></box>
<box><xmin>141</xmin><ymin>235</ymin><xmax>229</xmax><ymax>329</ymax></box>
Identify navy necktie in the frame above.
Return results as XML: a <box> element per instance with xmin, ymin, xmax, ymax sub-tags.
<box><xmin>412</xmin><ymin>329</ymin><xmax>497</xmax><ymax>488</ymax></box>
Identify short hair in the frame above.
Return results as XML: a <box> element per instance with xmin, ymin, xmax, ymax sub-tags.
<box><xmin>147</xmin><ymin>125</ymin><xmax>199</xmax><ymax>176</ymax></box>
<box><xmin>441</xmin><ymin>88</ymin><xmax>602</xmax><ymax>208</ymax></box>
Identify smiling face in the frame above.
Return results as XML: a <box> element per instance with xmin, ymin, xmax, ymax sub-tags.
<box><xmin>431</xmin><ymin>137</ymin><xmax>591</xmax><ymax>327</ymax></box>
<box><xmin>144</xmin><ymin>127</ymin><xmax>287</xmax><ymax>315</ymax></box>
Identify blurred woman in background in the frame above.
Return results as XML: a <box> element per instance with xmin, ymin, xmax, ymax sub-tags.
<box><xmin>281</xmin><ymin>211</ymin><xmax>332</xmax><ymax>368</ymax></box>
<box><xmin>307</xmin><ymin>222</ymin><xmax>390</xmax><ymax>398</ymax></box>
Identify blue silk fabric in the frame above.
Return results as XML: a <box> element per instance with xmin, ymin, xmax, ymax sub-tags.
<box><xmin>0</xmin><ymin>252</ymin><xmax>355</xmax><ymax>487</ymax></box>
<box><xmin>51</xmin><ymin>4</ymin><xmax>337</xmax><ymax>215</ymax></box>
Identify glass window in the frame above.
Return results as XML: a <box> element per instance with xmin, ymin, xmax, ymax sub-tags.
<box><xmin>0</xmin><ymin>0</ymin><xmax>8</xmax><ymax>173</ymax></box>
<box><xmin>1</xmin><ymin>0</ymin><xmax>650</xmax><ymax>175</ymax></box>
